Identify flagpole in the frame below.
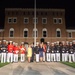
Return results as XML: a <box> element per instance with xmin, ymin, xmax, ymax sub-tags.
<box><xmin>34</xmin><ymin>0</ymin><xmax>36</xmax><ymax>47</ymax></box>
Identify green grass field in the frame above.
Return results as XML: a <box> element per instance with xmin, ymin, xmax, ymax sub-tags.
<box><xmin>61</xmin><ymin>62</ymin><xmax>75</xmax><ymax>68</ymax></box>
<box><xmin>0</xmin><ymin>62</ymin><xmax>9</xmax><ymax>68</ymax></box>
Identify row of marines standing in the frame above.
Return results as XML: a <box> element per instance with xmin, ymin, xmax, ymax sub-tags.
<box><xmin>0</xmin><ymin>40</ymin><xmax>28</xmax><ymax>63</ymax></box>
<box><xmin>0</xmin><ymin>40</ymin><xmax>75</xmax><ymax>63</ymax></box>
<box><xmin>32</xmin><ymin>41</ymin><xmax>75</xmax><ymax>63</ymax></box>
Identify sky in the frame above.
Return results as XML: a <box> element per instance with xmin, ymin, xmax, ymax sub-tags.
<box><xmin>0</xmin><ymin>0</ymin><xmax>75</xmax><ymax>29</ymax></box>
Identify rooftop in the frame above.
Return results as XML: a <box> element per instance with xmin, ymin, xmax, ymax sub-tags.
<box><xmin>5</xmin><ymin>8</ymin><xmax>65</xmax><ymax>11</ymax></box>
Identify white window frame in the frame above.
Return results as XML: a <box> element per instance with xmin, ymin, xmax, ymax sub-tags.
<box><xmin>53</xmin><ymin>18</ymin><xmax>62</xmax><ymax>24</ymax></box>
<box><xmin>68</xmin><ymin>32</ymin><xmax>72</xmax><ymax>38</ymax></box>
<box><xmin>23</xmin><ymin>28</ymin><xmax>28</xmax><ymax>38</ymax></box>
<box><xmin>33</xmin><ymin>18</ymin><xmax>38</xmax><ymax>24</ymax></box>
<box><xmin>9</xmin><ymin>28</ymin><xmax>14</xmax><ymax>38</ymax></box>
<box><xmin>53</xmin><ymin>18</ymin><xmax>58</xmax><ymax>24</ymax></box>
<box><xmin>33</xmin><ymin>28</ymin><xmax>38</xmax><ymax>37</ymax></box>
<box><xmin>8</xmin><ymin>17</ymin><xmax>12</xmax><ymax>23</ymax></box>
<box><xmin>13</xmin><ymin>17</ymin><xmax>17</xmax><ymax>23</ymax></box>
<box><xmin>24</xmin><ymin>18</ymin><xmax>29</xmax><ymax>24</ymax></box>
<box><xmin>56</xmin><ymin>28</ymin><xmax>61</xmax><ymax>38</ymax></box>
<box><xmin>42</xmin><ymin>18</ymin><xmax>47</xmax><ymax>24</ymax></box>
<box><xmin>42</xmin><ymin>28</ymin><xmax>47</xmax><ymax>37</ymax></box>
<box><xmin>58</xmin><ymin>18</ymin><xmax>62</xmax><ymax>24</ymax></box>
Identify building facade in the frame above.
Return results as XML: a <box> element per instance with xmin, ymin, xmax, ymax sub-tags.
<box><xmin>0</xmin><ymin>8</ymin><xmax>75</xmax><ymax>44</ymax></box>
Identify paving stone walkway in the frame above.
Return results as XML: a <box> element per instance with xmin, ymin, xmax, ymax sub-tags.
<box><xmin>0</xmin><ymin>62</ymin><xmax>75</xmax><ymax>75</ymax></box>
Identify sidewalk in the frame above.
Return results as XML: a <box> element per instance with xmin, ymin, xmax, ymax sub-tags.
<box><xmin>0</xmin><ymin>62</ymin><xmax>75</xmax><ymax>75</ymax></box>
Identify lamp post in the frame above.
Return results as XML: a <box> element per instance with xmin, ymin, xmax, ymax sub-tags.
<box><xmin>34</xmin><ymin>0</ymin><xmax>36</xmax><ymax>47</ymax></box>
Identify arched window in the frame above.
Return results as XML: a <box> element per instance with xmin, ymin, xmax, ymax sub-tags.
<box><xmin>42</xmin><ymin>28</ymin><xmax>47</xmax><ymax>37</ymax></box>
<box><xmin>23</xmin><ymin>28</ymin><xmax>28</xmax><ymax>37</ymax></box>
<box><xmin>56</xmin><ymin>28</ymin><xmax>61</xmax><ymax>37</ymax></box>
<box><xmin>33</xmin><ymin>28</ymin><xmax>38</xmax><ymax>37</ymax></box>
<box><xmin>9</xmin><ymin>28</ymin><xmax>14</xmax><ymax>37</ymax></box>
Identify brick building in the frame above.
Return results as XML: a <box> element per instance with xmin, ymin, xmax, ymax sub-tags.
<box><xmin>0</xmin><ymin>8</ymin><xmax>75</xmax><ymax>44</ymax></box>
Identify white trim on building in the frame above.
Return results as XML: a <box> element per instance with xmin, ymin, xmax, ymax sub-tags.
<box><xmin>66</xmin><ymin>30</ymin><xmax>75</xmax><ymax>32</ymax></box>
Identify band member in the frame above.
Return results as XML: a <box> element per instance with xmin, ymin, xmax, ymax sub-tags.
<box><xmin>65</xmin><ymin>44</ymin><xmax>69</xmax><ymax>62</ymax></box>
<box><xmin>59</xmin><ymin>42</ymin><xmax>63</xmax><ymax>61</ymax></box>
<box><xmin>46</xmin><ymin>42</ymin><xmax>51</xmax><ymax>62</ymax></box>
<box><xmin>1</xmin><ymin>40</ymin><xmax>7</xmax><ymax>63</ymax></box>
<box><xmin>39</xmin><ymin>43</ymin><xmax>44</xmax><ymax>62</ymax></box>
<box><xmin>69</xmin><ymin>42</ymin><xmax>74</xmax><ymax>62</ymax></box>
<box><xmin>72</xmin><ymin>41</ymin><xmax>75</xmax><ymax>62</ymax></box>
<box><xmin>13</xmin><ymin>43</ymin><xmax>19</xmax><ymax>62</ymax></box>
<box><xmin>20</xmin><ymin>42</ymin><xmax>26</xmax><ymax>62</ymax></box>
<box><xmin>7</xmin><ymin>41</ymin><xmax>14</xmax><ymax>63</ymax></box>
<box><xmin>56</xmin><ymin>44</ymin><xmax>60</xmax><ymax>62</ymax></box>
<box><xmin>50</xmin><ymin>43</ymin><xmax>56</xmax><ymax>62</ymax></box>
<box><xmin>27</xmin><ymin>44</ymin><xmax>32</xmax><ymax>63</ymax></box>
<box><xmin>61</xmin><ymin>43</ymin><xmax>66</xmax><ymax>62</ymax></box>
<box><xmin>35</xmin><ymin>42</ymin><xmax>39</xmax><ymax>62</ymax></box>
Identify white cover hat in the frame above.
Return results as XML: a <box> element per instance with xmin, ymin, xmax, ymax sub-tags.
<box><xmin>47</xmin><ymin>42</ymin><xmax>50</xmax><ymax>44</ymax></box>
<box><xmin>3</xmin><ymin>40</ymin><xmax>6</xmax><ymax>42</ymax></box>
<box><xmin>36</xmin><ymin>42</ymin><xmax>39</xmax><ymax>45</ymax></box>
<box><xmin>9</xmin><ymin>41</ymin><xmax>12</xmax><ymax>43</ymax></box>
<box><xmin>56</xmin><ymin>41</ymin><xmax>59</xmax><ymax>44</ymax></box>
<box><xmin>15</xmin><ymin>43</ymin><xmax>18</xmax><ymax>45</ymax></box>
<box><xmin>21</xmin><ymin>42</ymin><xmax>24</xmax><ymax>44</ymax></box>
<box><xmin>66</xmin><ymin>41</ymin><xmax>69</xmax><ymax>45</ymax></box>
<box><xmin>73</xmin><ymin>40</ymin><xmax>75</xmax><ymax>42</ymax></box>
<box><xmin>51</xmin><ymin>43</ymin><xmax>54</xmax><ymax>45</ymax></box>
<box><xmin>13</xmin><ymin>42</ymin><xmax>15</xmax><ymax>45</ymax></box>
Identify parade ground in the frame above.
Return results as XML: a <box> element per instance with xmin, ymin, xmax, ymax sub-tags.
<box><xmin>0</xmin><ymin>62</ymin><xmax>75</xmax><ymax>75</ymax></box>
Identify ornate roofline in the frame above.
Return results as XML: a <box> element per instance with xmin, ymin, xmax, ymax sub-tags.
<box><xmin>5</xmin><ymin>8</ymin><xmax>65</xmax><ymax>12</ymax></box>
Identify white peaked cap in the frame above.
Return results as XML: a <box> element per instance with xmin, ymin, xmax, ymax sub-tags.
<box><xmin>62</xmin><ymin>41</ymin><xmax>65</xmax><ymax>44</ymax></box>
<box><xmin>51</xmin><ymin>43</ymin><xmax>54</xmax><ymax>45</ymax></box>
<box><xmin>66</xmin><ymin>41</ymin><xmax>69</xmax><ymax>45</ymax></box>
<box><xmin>6</xmin><ymin>41</ymin><xmax>8</xmax><ymax>43</ymax></box>
<box><xmin>73</xmin><ymin>40</ymin><xmax>75</xmax><ymax>42</ymax></box>
<box><xmin>3</xmin><ymin>40</ymin><xmax>6</xmax><ymax>42</ymax></box>
<box><xmin>21</xmin><ymin>42</ymin><xmax>24</xmax><ymax>44</ymax></box>
<box><xmin>9</xmin><ymin>41</ymin><xmax>13</xmax><ymax>43</ymax></box>
<box><xmin>56</xmin><ymin>41</ymin><xmax>59</xmax><ymax>44</ymax></box>
<box><xmin>13</xmin><ymin>42</ymin><xmax>15</xmax><ymax>45</ymax></box>
<box><xmin>47</xmin><ymin>42</ymin><xmax>50</xmax><ymax>44</ymax></box>
<box><xmin>15</xmin><ymin>43</ymin><xmax>18</xmax><ymax>45</ymax></box>
<box><xmin>36</xmin><ymin>42</ymin><xmax>39</xmax><ymax>45</ymax></box>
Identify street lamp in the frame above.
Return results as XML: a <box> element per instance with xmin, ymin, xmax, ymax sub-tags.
<box><xmin>34</xmin><ymin>0</ymin><xmax>36</xmax><ymax>47</ymax></box>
